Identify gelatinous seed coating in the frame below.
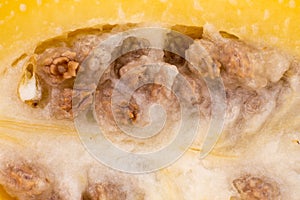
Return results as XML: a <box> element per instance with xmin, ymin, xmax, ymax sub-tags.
<box><xmin>72</xmin><ymin>34</ymin><xmax>105</xmax><ymax>63</ymax></box>
<box><xmin>198</xmin><ymin>26</ymin><xmax>291</xmax><ymax>89</ymax></box>
<box><xmin>49</xmin><ymin>88</ymin><xmax>74</xmax><ymax>119</ymax></box>
<box><xmin>242</xmin><ymin>92</ymin><xmax>266</xmax><ymax>115</ymax></box>
<box><xmin>232</xmin><ymin>175</ymin><xmax>280</xmax><ymax>200</ymax></box>
<box><xmin>0</xmin><ymin>163</ymin><xmax>56</xmax><ymax>200</ymax></box>
<box><xmin>112</xmin><ymin>37</ymin><xmax>150</xmax><ymax>78</ymax></box>
<box><xmin>82</xmin><ymin>183</ymin><xmax>127</xmax><ymax>200</ymax></box>
<box><xmin>82</xmin><ymin>182</ymin><xmax>145</xmax><ymax>200</ymax></box>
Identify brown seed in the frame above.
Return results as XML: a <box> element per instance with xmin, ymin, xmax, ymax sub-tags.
<box><xmin>57</xmin><ymin>65</ymin><xmax>67</xmax><ymax>74</ymax></box>
<box><xmin>63</xmin><ymin>72</ymin><xmax>72</xmax><ymax>79</ymax></box>
<box><xmin>50</xmin><ymin>64</ymin><xmax>58</xmax><ymax>75</ymax></box>
<box><xmin>67</xmin><ymin>61</ymin><xmax>79</xmax><ymax>76</ymax></box>
<box><xmin>61</xmin><ymin>50</ymin><xmax>76</xmax><ymax>59</ymax></box>
<box><xmin>53</xmin><ymin>56</ymin><xmax>69</xmax><ymax>65</ymax></box>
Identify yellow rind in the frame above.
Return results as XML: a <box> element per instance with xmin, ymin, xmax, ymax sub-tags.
<box><xmin>0</xmin><ymin>0</ymin><xmax>299</xmax><ymax>70</ymax></box>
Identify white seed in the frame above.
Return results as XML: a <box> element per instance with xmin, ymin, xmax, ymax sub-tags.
<box><xmin>18</xmin><ymin>57</ymin><xmax>42</xmax><ymax>106</ymax></box>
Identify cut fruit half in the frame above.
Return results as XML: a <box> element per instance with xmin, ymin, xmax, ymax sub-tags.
<box><xmin>0</xmin><ymin>1</ymin><xmax>300</xmax><ymax>200</ymax></box>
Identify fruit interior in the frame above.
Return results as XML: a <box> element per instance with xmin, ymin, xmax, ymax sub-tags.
<box><xmin>0</xmin><ymin>23</ymin><xmax>299</xmax><ymax>200</ymax></box>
